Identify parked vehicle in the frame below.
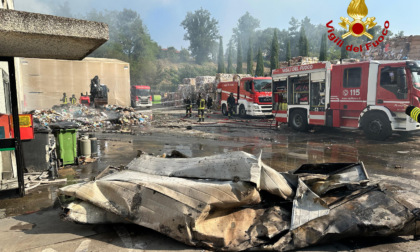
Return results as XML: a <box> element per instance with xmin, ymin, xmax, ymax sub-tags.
<box><xmin>217</xmin><ymin>76</ymin><xmax>272</xmax><ymax>117</ymax></box>
<box><xmin>131</xmin><ymin>85</ymin><xmax>152</xmax><ymax>108</ymax></box>
<box><xmin>272</xmin><ymin>61</ymin><xmax>420</xmax><ymax>140</ymax></box>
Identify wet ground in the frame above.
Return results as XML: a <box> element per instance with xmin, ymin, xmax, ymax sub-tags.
<box><xmin>1</xmin><ymin>108</ymin><xmax>420</xmax><ymax>251</ymax></box>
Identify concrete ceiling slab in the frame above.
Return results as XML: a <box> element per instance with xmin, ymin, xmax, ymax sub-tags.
<box><xmin>0</xmin><ymin>9</ymin><xmax>109</xmax><ymax>60</ymax></box>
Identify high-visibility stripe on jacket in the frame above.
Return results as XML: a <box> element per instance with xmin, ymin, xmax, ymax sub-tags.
<box><xmin>406</xmin><ymin>105</ymin><xmax>420</xmax><ymax>123</ymax></box>
<box><xmin>199</xmin><ymin>98</ymin><xmax>206</xmax><ymax>109</ymax></box>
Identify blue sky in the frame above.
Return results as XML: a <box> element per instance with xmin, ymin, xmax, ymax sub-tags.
<box><xmin>14</xmin><ymin>0</ymin><xmax>419</xmax><ymax>49</ymax></box>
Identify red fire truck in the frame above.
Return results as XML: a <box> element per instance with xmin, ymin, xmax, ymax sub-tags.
<box><xmin>272</xmin><ymin>61</ymin><xmax>420</xmax><ymax>140</ymax></box>
<box><xmin>131</xmin><ymin>85</ymin><xmax>152</xmax><ymax>108</ymax></box>
<box><xmin>217</xmin><ymin>76</ymin><xmax>272</xmax><ymax>117</ymax></box>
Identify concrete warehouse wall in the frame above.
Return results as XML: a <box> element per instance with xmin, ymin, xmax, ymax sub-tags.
<box><xmin>18</xmin><ymin>57</ymin><xmax>130</xmax><ymax>110</ymax></box>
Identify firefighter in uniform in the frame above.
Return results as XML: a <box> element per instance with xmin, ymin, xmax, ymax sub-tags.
<box><xmin>70</xmin><ymin>94</ymin><xmax>77</xmax><ymax>105</ymax></box>
<box><xmin>406</xmin><ymin>105</ymin><xmax>420</xmax><ymax>123</ymax></box>
<box><xmin>227</xmin><ymin>92</ymin><xmax>235</xmax><ymax>119</ymax></box>
<box><xmin>185</xmin><ymin>97</ymin><xmax>192</xmax><ymax>117</ymax></box>
<box><xmin>207</xmin><ymin>95</ymin><xmax>213</xmax><ymax>112</ymax></box>
<box><xmin>197</xmin><ymin>94</ymin><xmax>206</xmax><ymax>122</ymax></box>
<box><xmin>60</xmin><ymin>92</ymin><xmax>68</xmax><ymax>105</ymax></box>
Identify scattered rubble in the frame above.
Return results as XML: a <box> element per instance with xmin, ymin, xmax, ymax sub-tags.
<box><xmin>59</xmin><ymin>151</ymin><xmax>418</xmax><ymax>251</ymax></box>
<box><xmin>25</xmin><ymin>172</ymin><xmax>67</xmax><ymax>192</ymax></box>
<box><xmin>362</xmin><ymin>35</ymin><xmax>419</xmax><ymax>60</ymax></box>
<box><xmin>30</xmin><ymin>104</ymin><xmax>151</xmax><ymax>132</ymax></box>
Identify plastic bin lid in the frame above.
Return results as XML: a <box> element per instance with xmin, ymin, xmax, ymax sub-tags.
<box><xmin>49</xmin><ymin>122</ymin><xmax>79</xmax><ymax>130</ymax></box>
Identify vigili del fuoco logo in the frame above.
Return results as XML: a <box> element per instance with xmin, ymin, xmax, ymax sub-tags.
<box><xmin>326</xmin><ymin>0</ymin><xmax>390</xmax><ymax>53</ymax></box>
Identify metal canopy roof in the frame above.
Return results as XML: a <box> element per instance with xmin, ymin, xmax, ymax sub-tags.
<box><xmin>0</xmin><ymin>9</ymin><xmax>109</xmax><ymax>60</ymax></box>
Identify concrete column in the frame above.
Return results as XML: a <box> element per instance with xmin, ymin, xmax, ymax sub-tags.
<box><xmin>1</xmin><ymin>0</ymin><xmax>14</xmax><ymax>10</ymax></box>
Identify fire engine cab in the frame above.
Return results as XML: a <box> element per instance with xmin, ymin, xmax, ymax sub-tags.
<box><xmin>131</xmin><ymin>85</ymin><xmax>152</xmax><ymax>108</ymax></box>
<box><xmin>217</xmin><ymin>76</ymin><xmax>272</xmax><ymax>117</ymax></box>
<box><xmin>272</xmin><ymin>61</ymin><xmax>420</xmax><ymax>140</ymax></box>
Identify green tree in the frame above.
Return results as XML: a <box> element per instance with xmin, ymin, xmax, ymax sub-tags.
<box><xmin>181</xmin><ymin>8</ymin><xmax>219</xmax><ymax>64</ymax></box>
<box><xmin>236</xmin><ymin>39</ymin><xmax>243</xmax><ymax>74</ymax></box>
<box><xmin>233</xmin><ymin>12</ymin><xmax>260</xmax><ymax>60</ymax></box>
<box><xmin>87</xmin><ymin>9</ymin><xmax>159</xmax><ymax>86</ymax></box>
<box><xmin>247</xmin><ymin>37</ymin><xmax>253</xmax><ymax>75</ymax></box>
<box><xmin>319</xmin><ymin>33</ymin><xmax>327</xmax><ymax>61</ymax></box>
<box><xmin>286</xmin><ymin>39</ymin><xmax>291</xmax><ymax>62</ymax></box>
<box><xmin>299</xmin><ymin>26</ymin><xmax>309</xmax><ymax>56</ymax></box>
<box><xmin>179</xmin><ymin>48</ymin><xmax>190</xmax><ymax>62</ymax></box>
<box><xmin>161</xmin><ymin>46</ymin><xmax>179</xmax><ymax>62</ymax></box>
<box><xmin>341</xmin><ymin>39</ymin><xmax>348</xmax><ymax>60</ymax></box>
<box><xmin>255</xmin><ymin>48</ymin><xmax>264</xmax><ymax>76</ymax></box>
<box><xmin>270</xmin><ymin>30</ymin><xmax>279</xmax><ymax>73</ymax></box>
<box><xmin>227</xmin><ymin>44</ymin><xmax>234</xmax><ymax>74</ymax></box>
<box><xmin>217</xmin><ymin>37</ymin><xmax>225</xmax><ymax>73</ymax></box>
<box><xmin>288</xmin><ymin>17</ymin><xmax>300</xmax><ymax>57</ymax></box>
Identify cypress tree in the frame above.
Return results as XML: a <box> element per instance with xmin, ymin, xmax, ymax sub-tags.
<box><xmin>286</xmin><ymin>39</ymin><xmax>291</xmax><ymax>62</ymax></box>
<box><xmin>299</xmin><ymin>26</ymin><xmax>309</xmax><ymax>56</ymax></box>
<box><xmin>319</xmin><ymin>33</ymin><xmax>327</xmax><ymax>61</ymax></box>
<box><xmin>255</xmin><ymin>48</ymin><xmax>264</xmax><ymax>76</ymax></box>
<box><xmin>247</xmin><ymin>37</ymin><xmax>253</xmax><ymax>75</ymax></box>
<box><xmin>227</xmin><ymin>45</ymin><xmax>234</xmax><ymax>73</ymax></box>
<box><xmin>236</xmin><ymin>39</ymin><xmax>243</xmax><ymax>74</ymax></box>
<box><xmin>341</xmin><ymin>39</ymin><xmax>349</xmax><ymax>59</ymax></box>
<box><xmin>270</xmin><ymin>30</ymin><xmax>279</xmax><ymax>73</ymax></box>
<box><xmin>217</xmin><ymin>37</ymin><xmax>225</xmax><ymax>73</ymax></box>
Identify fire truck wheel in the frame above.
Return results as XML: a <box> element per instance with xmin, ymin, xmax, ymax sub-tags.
<box><xmin>222</xmin><ymin>104</ymin><xmax>228</xmax><ymax>116</ymax></box>
<box><xmin>239</xmin><ymin>105</ymin><xmax>246</xmax><ymax>117</ymax></box>
<box><xmin>362</xmin><ymin>113</ymin><xmax>392</xmax><ymax>141</ymax></box>
<box><xmin>290</xmin><ymin>110</ymin><xmax>309</xmax><ymax>132</ymax></box>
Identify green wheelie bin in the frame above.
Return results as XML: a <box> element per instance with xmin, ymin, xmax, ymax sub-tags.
<box><xmin>51</xmin><ymin>122</ymin><xmax>78</xmax><ymax>166</ymax></box>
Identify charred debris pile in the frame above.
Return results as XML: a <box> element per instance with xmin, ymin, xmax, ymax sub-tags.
<box><xmin>30</xmin><ymin>104</ymin><xmax>151</xmax><ymax>132</ymax></box>
<box><xmin>59</xmin><ymin>151</ymin><xmax>420</xmax><ymax>251</ymax></box>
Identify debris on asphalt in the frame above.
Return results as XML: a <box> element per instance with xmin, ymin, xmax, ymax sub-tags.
<box><xmin>25</xmin><ymin>172</ymin><xmax>67</xmax><ymax>192</ymax></box>
<box><xmin>30</xmin><ymin>104</ymin><xmax>151</xmax><ymax>132</ymax></box>
<box><xmin>58</xmin><ymin>151</ymin><xmax>418</xmax><ymax>251</ymax></box>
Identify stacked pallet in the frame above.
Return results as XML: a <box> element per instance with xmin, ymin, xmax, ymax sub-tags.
<box><xmin>289</xmin><ymin>56</ymin><xmax>319</xmax><ymax>66</ymax></box>
<box><xmin>182</xmin><ymin>78</ymin><xmax>196</xmax><ymax>86</ymax></box>
<box><xmin>408</xmin><ymin>36</ymin><xmax>420</xmax><ymax>60</ymax></box>
<box><xmin>215</xmin><ymin>73</ymin><xmax>236</xmax><ymax>83</ymax></box>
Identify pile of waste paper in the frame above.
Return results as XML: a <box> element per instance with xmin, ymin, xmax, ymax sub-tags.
<box><xmin>31</xmin><ymin>104</ymin><xmax>150</xmax><ymax>132</ymax></box>
<box><xmin>59</xmin><ymin>151</ymin><xmax>419</xmax><ymax>251</ymax></box>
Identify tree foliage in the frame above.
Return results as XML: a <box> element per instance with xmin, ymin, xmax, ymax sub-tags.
<box><xmin>270</xmin><ymin>30</ymin><xmax>279</xmax><ymax>72</ymax></box>
<box><xmin>255</xmin><ymin>48</ymin><xmax>264</xmax><ymax>76</ymax></box>
<box><xmin>217</xmin><ymin>37</ymin><xmax>225</xmax><ymax>73</ymax></box>
<box><xmin>227</xmin><ymin>43</ymin><xmax>234</xmax><ymax>74</ymax></box>
<box><xmin>288</xmin><ymin>17</ymin><xmax>300</xmax><ymax>57</ymax></box>
<box><xmin>236</xmin><ymin>39</ymin><xmax>243</xmax><ymax>74</ymax></box>
<box><xmin>181</xmin><ymin>8</ymin><xmax>219</xmax><ymax>64</ymax></box>
<box><xmin>299</xmin><ymin>26</ymin><xmax>309</xmax><ymax>57</ymax></box>
<box><xmin>341</xmin><ymin>38</ymin><xmax>348</xmax><ymax>60</ymax></box>
<box><xmin>87</xmin><ymin>9</ymin><xmax>159</xmax><ymax>86</ymax></box>
<box><xmin>233</xmin><ymin>12</ymin><xmax>260</xmax><ymax>60</ymax></box>
<box><xmin>247</xmin><ymin>38</ymin><xmax>253</xmax><ymax>75</ymax></box>
<box><xmin>319</xmin><ymin>34</ymin><xmax>327</xmax><ymax>61</ymax></box>
<box><xmin>286</xmin><ymin>39</ymin><xmax>291</xmax><ymax>62</ymax></box>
